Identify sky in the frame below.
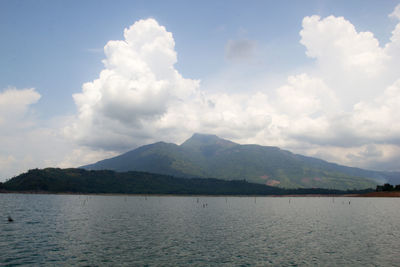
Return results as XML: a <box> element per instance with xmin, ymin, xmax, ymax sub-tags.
<box><xmin>1</xmin><ymin>0</ymin><xmax>400</xmax><ymax>181</ymax></box>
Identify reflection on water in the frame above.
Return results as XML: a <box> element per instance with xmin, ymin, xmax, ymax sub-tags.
<box><xmin>1</xmin><ymin>194</ymin><xmax>400</xmax><ymax>266</ymax></box>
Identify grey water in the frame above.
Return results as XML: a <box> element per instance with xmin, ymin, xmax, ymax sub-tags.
<box><xmin>1</xmin><ymin>194</ymin><xmax>399</xmax><ymax>266</ymax></box>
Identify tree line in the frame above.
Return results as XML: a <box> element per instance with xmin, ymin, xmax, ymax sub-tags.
<box><xmin>0</xmin><ymin>168</ymin><xmax>374</xmax><ymax>195</ymax></box>
<box><xmin>376</xmin><ymin>183</ymin><xmax>400</xmax><ymax>192</ymax></box>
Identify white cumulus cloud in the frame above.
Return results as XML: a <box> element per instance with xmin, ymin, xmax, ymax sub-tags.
<box><xmin>66</xmin><ymin>18</ymin><xmax>199</xmax><ymax>150</ymax></box>
<box><xmin>300</xmin><ymin>15</ymin><xmax>387</xmax><ymax>75</ymax></box>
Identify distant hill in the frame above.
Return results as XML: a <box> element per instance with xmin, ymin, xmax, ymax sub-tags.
<box><xmin>1</xmin><ymin>168</ymin><xmax>372</xmax><ymax>195</ymax></box>
<box><xmin>82</xmin><ymin>133</ymin><xmax>397</xmax><ymax>190</ymax></box>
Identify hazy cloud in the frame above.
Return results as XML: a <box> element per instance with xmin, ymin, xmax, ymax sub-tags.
<box><xmin>225</xmin><ymin>39</ymin><xmax>257</xmax><ymax>62</ymax></box>
<box><xmin>0</xmin><ymin>87</ymin><xmax>41</xmax><ymax>179</ymax></box>
<box><xmin>0</xmin><ymin>87</ymin><xmax>116</xmax><ymax>181</ymax></box>
<box><xmin>0</xmin><ymin>87</ymin><xmax>40</xmax><ymax>121</ymax></box>
<box><xmin>389</xmin><ymin>4</ymin><xmax>400</xmax><ymax>20</ymax></box>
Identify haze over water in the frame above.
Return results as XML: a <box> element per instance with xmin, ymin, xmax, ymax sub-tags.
<box><xmin>1</xmin><ymin>194</ymin><xmax>399</xmax><ymax>266</ymax></box>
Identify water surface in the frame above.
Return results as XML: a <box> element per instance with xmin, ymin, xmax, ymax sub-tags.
<box><xmin>1</xmin><ymin>194</ymin><xmax>399</xmax><ymax>266</ymax></box>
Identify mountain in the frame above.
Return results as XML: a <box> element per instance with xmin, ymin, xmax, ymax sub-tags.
<box><xmin>1</xmin><ymin>168</ymin><xmax>373</xmax><ymax>195</ymax></box>
<box><xmin>82</xmin><ymin>133</ymin><xmax>398</xmax><ymax>190</ymax></box>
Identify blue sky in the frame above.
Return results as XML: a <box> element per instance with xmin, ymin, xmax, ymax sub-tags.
<box><xmin>2</xmin><ymin>0</ymin><xmax>397</xmax><ymax>115</ymax></box>
<box><xmin>1</xmin><ymin>0</ymin><xmax>400</xmax><ymax>180</ymax></box>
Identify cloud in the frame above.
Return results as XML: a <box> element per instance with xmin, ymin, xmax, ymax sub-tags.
<box><xmin>300</xmin><ymin>15</ymin><xmax>387</xmax><ymax>75</ymax></box>
<box><xmin>0</xmin><ymin>87</ymin><xmax>40</xmax><ymax>122</ymax></box>
<box><xmin>0</xmin><ymin>87</ymin><xmax>115</xmax><ymax>181</ymax></box>
<box><xmin>57</xmin><ymin>147</ymin><xmax>118</xmax><ymax>169</ymax></box>
<box><xmin>0</xmin><ymin>87</ymin><xmax>41</xmax><ymax>179</ymax></box>
<box><xmin>389</xmin><ymin>4</ymin><xmax>400</xmax><ymax>20</ymax></box>
<box><xmin>0</xmin><ymin>155</ymin><xmax>16</xmax><ymax>171</ymax></box>
<box><xmin>348</xmin><ymin>79</ymin><xmax>400</xmax><ymax>144</ymax></box>
<box><xmin>67</xmin><ymin>5</ymin><xmax>400</xmax><ymax>172</ymax></box>
<box><xmin>66</xmin><ymin>18</ymin><xmax>199</xmax><ymax>150</ymax></box>
<box><xmin>0</xmin><ymin>88</ymin><xmax>41</xmax><ymax>144</ymax></box>
<box><xmin>225</xmin><ymin>39</ymin><xmax>257</xmax><ymax>62</ymax></box>
<box><xmin>289</xmin><ymin>9</ymin><xmax>400</xmax><ymax>148</ymax></box>
<box><xmin>276</xmin><ymin>74</ymin><xmax>338</xmax><ymax>117</ymax></box>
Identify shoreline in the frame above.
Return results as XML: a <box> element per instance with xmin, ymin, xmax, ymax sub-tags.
<box><xmin>2</xmin><ymin>190</ymin><xmax>395</xmax><ymax>197</ymax></box>
<box><xmin>354</xmin><ymin>191</ymin><xmax>400</xmax><ymax>197</ymax></box>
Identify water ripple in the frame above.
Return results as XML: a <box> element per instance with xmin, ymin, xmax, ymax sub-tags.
<box><xmin>1</xmin><ymin>194</ymin><xmax>400</xmax><ymax>266</ymax></box>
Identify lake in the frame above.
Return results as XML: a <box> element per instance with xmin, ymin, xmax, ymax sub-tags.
<box><xmin>1</xmin><ymin>194</ymin><xmax>399</xmax><ymax>266</ymax></box>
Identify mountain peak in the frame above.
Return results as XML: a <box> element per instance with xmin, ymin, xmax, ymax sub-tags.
<box><xmin>81</xmin><ymin>133</ymin><xmax>387</xmax><ymax>189</ymax></box>
<box><xmin>180</xmin><ymin>133</ymin><xmax>237</xmax><ymax>149</ymax></box>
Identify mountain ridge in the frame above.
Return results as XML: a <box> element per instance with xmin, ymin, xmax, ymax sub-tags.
<box><xmin>82</xmin><ymin>133</ymin><xmax>399</xmax><ymax>189</ymax></box>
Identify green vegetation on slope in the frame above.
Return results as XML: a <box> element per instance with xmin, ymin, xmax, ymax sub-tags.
<box><xmin>82</xmin><ymin>133</ymin><xmax>384</xmax><ymax>190</ymax></box>
<box><xmin>2</xmin><ymin>168</ymin><xmax>373</xmax><ymax>195</ymax></box>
